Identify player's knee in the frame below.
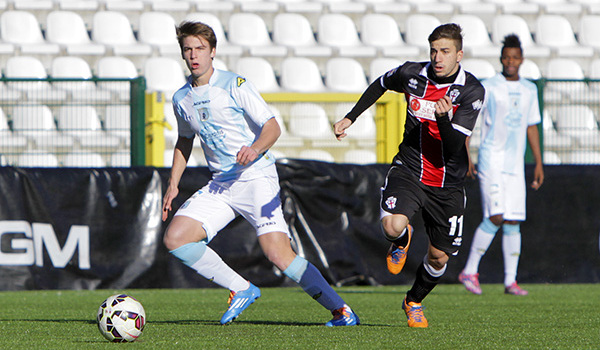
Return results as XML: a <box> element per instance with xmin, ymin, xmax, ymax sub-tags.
<box><xmin>489</xmin><ymin>214</ymin><xmax>504</xmax><ymax>226</ymax></box>
<box><xmin>381</xmin><ymin>215</ymin><xmax>408</xmax><ymax>239</ymax></box>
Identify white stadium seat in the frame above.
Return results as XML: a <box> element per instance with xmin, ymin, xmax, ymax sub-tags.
<box><xmin>138</xmin><ymin>11</ymin><xmax>180</xmax><ymax>56</ymax></box>
<box><xmin>0</xmin><ymin>10</ymin><xmax>60</xmax><ymax>55</ymax></box>
<box><xmin>12</xmin><ymin>104</ymin><xmax>74</xmax><ymax>149</ymax></box>
<box><xmin>272</xmin><ymin>13</ymin><xmax>333</xmax><ymax>58</ymax></box>
<box><xmin>5</xmin><ymin>56</ymin><xmax>67</xmax><ymax>102</ymax></box>
<box><xmin>235</xmin><ymin>57</ymin><xmax>280</xmax><ymax>93</ymax></box>
<box><xmin>51</xmin><ymin>56</ymin><xmax>111</xmax><ymax>101</ymax></box>
<box><xmin>360</xmin><ymin>13</ymin><xmax>419</xmax><ymax>58</ymax></box>
<box><xmin>288</xmin><ymin>103</ymin><xmax>334</xmax><ymax>139</ymax></box>
<box><xmin>227</xmin><ymin>13</ymin><xmax>287</xmax><ymax>57</ymax></box>
<box><xmin>325</xmin><ymin>58</ymin><xmax>368</xmax><ymax>93</ymax></box>
<box><xmin>92</xmin><ymin>11</ymin><xmax>152</xmax><ymax>57</ymax></box>
<box><xmin>144</xmin><ymin>57</ymin><xmax>187</xmax><ymax>101</ymax></box>
<box><xmin>491</xmin><ymin>15</ymin><xmax>551</xmax><ymax>59</ymax></box>
<box><xmin>461</xmin><ymin>59</ymin><xmax>497</xmax><ymax>80</ymax></box>
<box><xmin>317</xmin><ymin>13</ymin><xmax>377</xmax><ymax>58</ymax></box>
<box><xmin>46</xmin><ymin>10</ymin><xmax>106</xmax><ymax>56</ymax></box>
<box><xmin>535</xmin><ymin>15</ymin><xmax>594</xmax><ymax>58</ymax></box>
<box><xmin>280</xmin><ymin>57</ymin><xmax>326</xmax><ymax>92</ymax></box>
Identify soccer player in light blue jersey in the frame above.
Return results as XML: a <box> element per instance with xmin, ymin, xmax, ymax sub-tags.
<box><xmin>459</xmin><ymin>34</ymin><xmax>544</xmax><ymax>296</ymax></box>
<box><xmin>161</xmin><ymin>21</ymin><xmax>359</xmax><ymax>326</ymax></box>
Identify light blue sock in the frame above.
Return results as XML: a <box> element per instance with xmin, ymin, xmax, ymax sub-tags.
<box><xmin>284</xmin><ymin>256</ymin><xmax>345</xmax><ymax>311</ymax></box>
<box><xmin>169</xmin><ymin>241</ymin><xmax>207</xmax><ymax>267</ymax></box>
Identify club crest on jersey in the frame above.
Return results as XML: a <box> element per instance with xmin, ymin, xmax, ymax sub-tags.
<box><xmin>385</xmin><ymin>196</ymin><xmax>397</xmax><ymax>210</ymax></box>
<box><xmin>237</xmin><ymin>77</ymin><xmax>246</xmax><ymax>87</ymax></box>
<box><xmin>448</xmin><ymin>88</ymin><xmax>460</xmax><ymax>102</ymax></box>
<box><xmin>196</xmin><ymin>107</ymin><xmax>209</xmax><ymax>121</ymax></box>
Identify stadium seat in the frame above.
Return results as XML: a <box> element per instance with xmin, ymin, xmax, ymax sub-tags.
<box><xmin>519</xmin><ymin>59</ymin><xmax>542</xmax><ymax>80</ymax></box>
<box><xmin>360</xmin><ymin>13</ymin><xmax>419</xmax><ymax>58</ymax></box>
<box><xmin>279</xmin><ymin>57</ymin><xmax>326</xmax><ymax>92</ymax></box>
<box><xmin>543</xmin><ymin>150</ymin><xmax>561</xmax><ymax>165</ymax></box>
<box><xmin>235</xmin><ymin>57</ymin><xmax>280</xmax><ymax>93</ymax></box>
<box><xmin>56</xmin><ymin>105</ymin><xmax>121</xmax><ymax>149</ymax></box>
<box><xmin>404</xmin><ymin>14</ymin><xmax>442</xmax><ymax>51</ymax></box>
<box><xmin>461</xmin><ymin>59</ymin><xmax>497</xmax><ymax>80</ymax></box>
<box><xmin>163</xmin><ymin>103</ymin><xmax>179</xmax><ymax>148</ymax></box>
<box><xmin>297</xmin><ymin>149</ymin><xmax>335</xmax><ymax>163</ymax></box>
<box><xmin>227</xmin><ymin>13</ymin><xmax>287</xmax><ymax>57</ymax></box>
<box><xmin>491</xmin><ymin>15</ymin><xmax>551</xmax><ymax>59</ymax></box>
<box><xmin>317</xmin><ymin>13</ymin><xmax>377</xmax><ymax>58</ymax></box>
<box><xmin>288</xmin><ymin>103</ymin><xmax>334</xmax><ymax>139</ymax></box>
<box><xmin>184</xmin><ymin>12</ymin><xmax>243</xmax><ymax>57</ymax></box>
<box><xmin>62</xmin><ymin>151</ymin><xmax>107</xmax><ymax>167</ymax></box>
<box><xmin>541</xmin><ymin>109</ymin><xmax>573</xmax><ymax>150</ymax></box>
<box><xmin>563</xmin><ymin>151</ymin><xmax>600</xmax><ymax>165</ymax></box>
<box><xmin>450</xmin><ymin>14</ymin><xmax>499</xmax><ymax>58</ymax></box>
<box><xmin>535</xmin><ymin>15</ymin><xmax>594</xmax><ymax>58</ymax></box>
<box><xmin>343</xmin><ymin>149</ymin><xmax>377</xmax><ymax>164</ymax></box>
<box><xmin>334</xmin><ymin>102</ymin><xmax>376</xmax><ymax>140</ymax></box>
<box><xmin>144</xmin><ymin>57</ymin><xmax>187</xmax><ymax>101</ymax></box>
<box><xmin>4</xmin><ymin>56</ymin><xmax>67</xmax><ymax>102</ymax></box>
<box><xmin>96</xmin><ymin>56</ymin><xmax>139</xmax><ymax>101</ymax></box>
<box><xmin>0</xmin><ymin>107</ymin><xmax>28</xmax><ymax>152</ymax></box>
<box><xmin>12</xmin><ymin>104</ymin><xmax>74</xmax><ymax>149</ymax></box>
<box><xmin>325</xmin><ymin>58</ymin><xmax>368</xmax><ymax>93</ymax></box>
<box><xmin>544</xmin><ymin>58</ymin><xmax>591</xmax><ymax>103</ymax></box>
<box><xmin>272</xmin><ymin>13</ymin><xmax>333</xmax><ymax>58</ymax></box>
<box><xmin>104</xmin><ymin>105</ymin><xmax>131</xmax><ymax>144</ymax></box>
<box><xmin>46</xmin><ymin>10</ymin><xmax>106</xmax><ymax>56</ymax></box>
<box><xmin>110</xmin><ymin>151</ymin><xmax>131</xmax><ymax>167</ymax></box>
<box><xmin>369</xmin><ymin>58</ymin><xmax>402</xmax><ymax>82</ymax></box>
<box><xmin>17</xmin><ymin>150</ymin><xmax>60</xmax><ymax>168</ymax></box>
<box><xmin>270</xmin><ymin>105</ymin><xmax>303</xmax><ymax>148</ymax></box>
<box><xmin>51</xmin><ymin>56</ymin><xmax>111</xmax><ymax>101</ymax></box>
<box><xmin>555</xmin><ymin>105</ymin><xmax>600</xmax><ymax>147</ymax></box>
<box><xmin>0</xmin><ymin>10</ymin><xmax>60</xmax><ymax>56</ymax></box>
<box><xmin>91</xmin><ymin>11</ymin><xmax>152</xmax><ymax>57</ymax></box>
<box><xmin>589</xmin><ymin>59</ymin><xmax>600</xmax><ymax>94</ymax></box>
<box><xmin>579</xmin><ymin>15</ymin><xmax>600</xmax><ymax>54</ymax></box>
<box><xmin>138</xmin><ymin>11</ymin><xmax>180</xmax><ymax>56</ymax></box>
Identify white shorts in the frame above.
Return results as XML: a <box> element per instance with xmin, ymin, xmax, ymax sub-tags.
<box><xmin>478</xmin><ymin>169</ymin><xmax>526</xmax><ymax>221</ymax></box>
<box><xmin>174</xmin><ymin>165</ymin><xmax>291</xmax><ymax>242</ymax></box>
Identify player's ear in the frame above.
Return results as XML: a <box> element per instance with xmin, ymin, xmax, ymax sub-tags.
<box><xmin>210</xmin><ymin>47</ymin><xmax>216</xmax><ymax>59</ymax></box>
<box><xmin>456</xmin><ymin>50</ymin><xmax>463</xmax><ymax>63</ymax></box>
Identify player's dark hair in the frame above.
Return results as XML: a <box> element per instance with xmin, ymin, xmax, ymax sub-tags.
<box><xmin>176</xmin><ymin>21</ymin><xmax>217</xmax><ymax>51</ymax></box>
<box><xmin>501</xmin><ymin>34</ymin><xmax>522</xmax><ymax>55</ymax></box>
<box><xmin>428</xmin><ymin>23</ymin><xmax>463</xmax><ymax>51</ymax></box>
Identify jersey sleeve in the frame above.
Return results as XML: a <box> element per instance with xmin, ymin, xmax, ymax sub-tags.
<box><xmin>452</xmin><ymin>77</ymin><xmax>485</xmax><ymax>135</ymax></box>
<box><xmin>230</xmin><ymin>75</ymin><xmax>274</xmax><ymax>127</ymax></box>
<box><xmin>526</xmin><ymin>83</ymin><xmax>541</xmax><ymax>126</ymax></box>
<box><xmin>173</xmin><ymin>102</ymin><xmax>195</xmax><ymax>139</ymax></box>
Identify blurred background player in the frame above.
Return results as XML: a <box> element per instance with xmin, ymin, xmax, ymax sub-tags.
<box><xmin>459</xmin><ymin>34</ymin><xmax>544</xmax><ymax>296</ymax></box>
<box><xmin>334</xmin><ymin>23</ymin><xmax>485</xmax><ymax>328</ymax></box>
<box><xmin>161</xmin><ymin>21</ymin><xmax>359</xmax><ymax>326</ymax></box>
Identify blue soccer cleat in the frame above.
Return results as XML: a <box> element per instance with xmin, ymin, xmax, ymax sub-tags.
<box><xmin>325</xmin><ymin>304</ymin><xmax>360</xmax><ymax>327</ymax></box>
<box><xmin>220</xmin><ymin>283</ymin><xmax>261</xmax><ymax>325</ymax></box>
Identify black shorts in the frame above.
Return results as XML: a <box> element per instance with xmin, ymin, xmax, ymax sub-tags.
<box><xmin>380</xmin><ymin>165</ymin><xmax>466</xmax><ymax>255</ymax></box>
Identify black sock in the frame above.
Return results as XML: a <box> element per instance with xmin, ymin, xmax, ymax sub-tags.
<box><xmin>386</xmin><ymin>228</ymin><xmax>409</xmax><ymax>247</ymax></box>
<box><xmin>406</xmin><ymin>263</ymin><xmax>441</xmax><ymax>304</ymax></box>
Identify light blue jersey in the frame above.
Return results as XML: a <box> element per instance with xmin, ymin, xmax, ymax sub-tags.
<box><xmin>477</xmin><ymin>73</ymin><xmax>540</xmax><ymax>176</ymax></box>
<box><xmin>172</xmin><ymin>69</ymin><xmax>276</xmax><ymax>180</ymax></box>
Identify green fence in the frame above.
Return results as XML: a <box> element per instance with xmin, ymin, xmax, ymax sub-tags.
<box><xmin>0</xmin><ymin>77</ymin><xmax>598</xmax><ymax>167</ymax></box>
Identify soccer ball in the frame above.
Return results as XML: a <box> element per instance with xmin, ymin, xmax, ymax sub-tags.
<box><xmin>97</xmin><ymin>294</ymin><xmax>146</xmax><ymax>342</ymax></box>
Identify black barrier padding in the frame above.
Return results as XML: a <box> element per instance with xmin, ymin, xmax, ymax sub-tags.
<box><xmin>0</xmin><ymin>163</ymin><xmax>599</xmax><ymax>290</ymax></box>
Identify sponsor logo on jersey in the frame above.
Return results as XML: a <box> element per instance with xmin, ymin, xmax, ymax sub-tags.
<box><xmin>408</xmin><ymin>78</ymin><xmax>418</xmax><ymax>90</ymax></box>
<box><xmin>237</xmin><ymin>77</ymin><xmax>246</xmax><ymax>87</ymax></box>
<box><xmin>385</xmin><ymin>196</ymin><xmax>397</xmax><ymax>210</ymax></box>
<box><xmin>472</xmin><ymin>99</ymin><xmax>483</xmax><ymax>111</ymax></box>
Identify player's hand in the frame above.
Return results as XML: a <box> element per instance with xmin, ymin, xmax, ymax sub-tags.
<box><xmin>466</xmin><ymin>159</ymin><xmax>477</xmax><ymax>179</ymax></box>
<box><xmin>333</xmin><ymin>118</ymin><xmax>353</xmax><ymax>141</ymax></box>
<box><xmin>531</xmin><ymin>163</ymin><xmax>544</xmax><ymax>190</ymax></box>
<box><xmin>162</xmin><ymin>185</ymin><xmax>179</xmax><ymax>222</ymax></box>
<box><xmin>237</xmin><ymin>145</ymin><xmax>259</xmax><ymax>166</ymax></box>
<box><xmin>434</xmin><ymin>95</ymin><xmax>452</xmax><ymax>117</ymax></box>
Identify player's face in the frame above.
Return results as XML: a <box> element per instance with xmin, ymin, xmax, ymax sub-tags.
<box><xmin>500</xmin><ymin>47</ymin><xmax>523</xmax><ymax>81</ymax></box>
<box><xmin>181</xmin><ymin>35</ymin><xmax>215</xmax><ymax>86</ymax></box>
<box><xmin>429</xmin><ymin>38</ymin><xmax>463</xmax><ymax>78</ymax></box>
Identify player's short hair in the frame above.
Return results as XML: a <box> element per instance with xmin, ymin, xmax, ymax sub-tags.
<box><xmin>176</xmin><ymin>21</ymin><xmax>217</xmax><ymax>51</ymax></box>
<box><xmin>502</xmin><ymin>34</ymin><xmax>522</xmax><ymax>55</ymax></box>
<box><xmin>428</xmin><ymin>23</ymin><xmax>463</xmax><ymax>51</ymax></box>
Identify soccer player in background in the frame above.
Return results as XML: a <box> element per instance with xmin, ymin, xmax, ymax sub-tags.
<box><xmin>334</xmin><ymin>23</ymin><xmax>485</xmax><ymax>328</ymax></box>
<box><xmin>161</xmin><ymin>21</ymin><xmax>359</xmax><ymax>326</ymax></box>
<box><xmin>459</xmin><ymin>34</ymin><xmax>544</xmax><ymax>296</ymax></box>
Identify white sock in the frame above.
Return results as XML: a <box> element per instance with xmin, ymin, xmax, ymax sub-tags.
<box><xmin>502</xmin><ymin>224</ymin><xmax>521</xmax><ymax>286</ymax></box>
<box><xmin>190</xmin><ymin>246</ymin><xmax>250</xmax><ymax>292</ymax></box>
<box><xmin>463</xmin><ymin>220</ymin><xmax>499</xmax><ymax>275</ymax></box>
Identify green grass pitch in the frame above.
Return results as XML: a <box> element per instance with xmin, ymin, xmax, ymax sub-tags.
<box><xmin>0</xmin><ymin>284</ymin><xmax>597</xmax><ymax>349</ymax></box>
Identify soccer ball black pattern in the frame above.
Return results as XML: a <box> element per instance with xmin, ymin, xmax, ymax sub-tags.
<box><xmin>97</xmin><ymin>294</ymin><xmax>146</xmax><ymax>342</ymax></box>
